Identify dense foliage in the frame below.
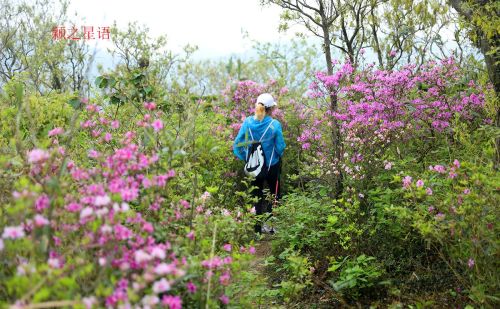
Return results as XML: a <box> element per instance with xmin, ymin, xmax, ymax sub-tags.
<box><xmin>0</xmin><ymin>0</ymin><xmax>498</xmax><ymax>308</ymax></box>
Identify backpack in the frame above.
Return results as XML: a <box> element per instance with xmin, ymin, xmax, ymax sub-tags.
<box><xmin>244</xmin><ymin>119</ymin><xmax>275</xmax><ymax>179</ymax></box>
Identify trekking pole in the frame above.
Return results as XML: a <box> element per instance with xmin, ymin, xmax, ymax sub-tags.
<box><xmin>273</xmin><ymin>157</ymin><xmax>281</xmax><ymax>208</ymax></box>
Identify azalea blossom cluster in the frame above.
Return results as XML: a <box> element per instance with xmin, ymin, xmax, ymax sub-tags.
<box><xmin>217</xmin><ymin>79</ymin><xmax>288</xmax><ymax>139</ymax></box>
<box><xmin>301</xmin><ymin>58</ymin><xmax>486</xmax><ymax>181</ymax></box>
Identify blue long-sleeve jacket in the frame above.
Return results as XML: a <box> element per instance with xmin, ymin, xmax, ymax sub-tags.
<box><xmin>233</xmin><ymin>115</ymin><xmax>286</xmax><ymax>167</ymax></box>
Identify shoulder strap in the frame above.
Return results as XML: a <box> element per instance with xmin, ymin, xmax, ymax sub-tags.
<box><xmin>248</xmin><ymin>127</ymin><xmax>254</xmax><ymax>140</ymax></box>
<box><xmin>259</xmin><ymin>120</ymin><xmax>275</xmax><ymax>142</ymax></box>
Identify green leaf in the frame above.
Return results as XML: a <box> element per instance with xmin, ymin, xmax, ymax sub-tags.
<box><xmin>327</xmin><ymin>215</ymin><xmax>339</xmax><ymax>226</ymax></box>
<box><xmin>33</xmin><ymin>287</ymin><xmax>51</xmax><ymax>302</ymax></box>
<box><xmin>14</xmin><ymin>82</ymin><xmax>24</xmax><ymax>105</ymax></box>
<box><xmin>68</xmin><ymin>98</ymin><xmax>81</xmax><ymax>109</ymax></box>
<box><xmin>95</xmin><ymin>76</ymin><xmax>106</xmax><ymax>88</ymax></box>
<box><xmin>110</xmin><ymin>95</ymin><xmax>123</xmax><ymax>105</ymax></box>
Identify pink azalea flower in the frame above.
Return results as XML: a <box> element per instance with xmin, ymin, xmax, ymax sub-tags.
<box><xmin>186</xmin><ymin>281</ymin><xmax>197</xmax><ymax>293</ymax></box>
<box><xmin>384</xmin><ymin>162</ymin><xmax>392</xmax><ymax>170</ymax></box>
<box><xmin>426</xmin><ymin>187</ymin><xmax>433</xmax><ymax>195</ymax></box>
<box><xmin>143</xmin><ymin>222</ymin><xmax>154</xmax><ymax>233</ymax></box>
<box><xmin>152</xmin><ymin>119</ymin><xmax>164</xmax><ymax>132</ymax></box>
<box><xmin>88</xmin><ymin>150</ymin><xmax>100</xmax><ymax>159</ymax></box>
<box><xmin>66</xmin><ymin>202</ymin><xmax>82</xmax><ymax>212</ymax></box>
<box><xmin>463</xmin><ymin>188</ymin><xmax>470</xmax><ymax>195</ymax></box>
<box><xmin>48</xmin><ymin>127</ymin><xmax>64</xmax><ymax>137</ymax></box>
<box><xmin>161</xmin><ymin>295</ymin><xmax>182</xmax><ymax>309</ymax></box>
<box><xmin>111</xmin><ymin>120</ymin><xmax>120</xmax><ymax>129</ymax></box>
<box><xmin>219</xmin><ymin>295</ymin><xmax>229</xmax><ymax>305</ymax></box>
<box><xmin>94</xmin><ymin>195</ymin><xmax>110</xmax><ymax>207</ymax></box>
<box><xmin>180</xmin><ymin>200</ymin><xmax>190</xmax><ymax>209</ymax></box>
<box><xmin>82</xmin><ymin>296</ymin><xmax>96</xmax><ymax>309</ymax></box>
<box><xmin>186</xmin><ymin>231</ymin><xmax>195</xmax><ymax>240</ymax></box>
<box><xmin>402</xmin><ymin>176</ymin><xmax>412</xmax><ymax>189</ymax></box>
<box><xmin>134</xmin><ymin>250</ymin><xmax>152</xmax><ymax>264</ymax></box>
<box><xmin>249</xmin><ymin>246</ymin><xmax>256</xmax><ymax>255</ymax></box>
<box><xmin>154</xmin><ymin>263</ymin><xmax>175</xmax><ymax>275</ymax></box>
<box><xmin>453</xmin><ymin>159</ymin><xmax>460</xmax><ymax>169</ymax></box>
<box><xmin>80</xmin><ymin>207</ymin><xmax>93</xmax><ymax>219</ymax></box>
<box><xmin>433</xmin><ymin>165</ymin><xmax>446</xmax><ymax>174</ymax></box>
<box><xmin>34</xmin><ymin>214</ymin><xmax>50</xmax><ymax>227</ymax></box>
<box><xmin>153</xmin><ymin>278</ymin><xmax>171</xmax><ymax>294</ymax></box>
<box><xmin>27</xmin><ymin>149</ymin><xmax>49</xmax><ymax>164</ymax></box>
<box><xmin>467</xmin><ymin>258</ymin><xmax>475</xmax><ymax>268</ymax></box>
<box><xmin>35</xmin><ymin>194</ymin><xmax>50</xmax><ymax>212</ymax></box>
<box><xmin>104</xmin><ymin>132</ymin><xmax>112</xmax><ymax>142</ymax></box>
<box><xmin>223</xmin><ymin>244</ymin><xmax>232</xmax><ymax>252</ymax></box>
<box><xmin>2</xmin><ymin>226</ymin><xmax>26</xmax><ymax>239</ymax></box>
<box><xmin>416</xmin><ymin>179</ymin><xmax>424</xmax><ymax>188</ymax></box>
<box><xmin>219</xmin><ymin>272</ymin><xmax>231</xmax><ymax>286</ymax></box>
<box><xmin>142</xmin><ymin>295</ymin><xmax>159</xmax><ymax>307</ymax></box>
<box><xmin>200</xmin><ymin>191</ymin><xmax>211</xmax><ymax>202</ymax></box>
<box><xmin>144</xmin><ymin>102</ymin><xmax>157</xmax><ymax>110</ymax></box>
<box><xmin>151</xmin><ymin>246</ymin><xmax>166</xmax><ymax>260</ymax></box>
<box><xmin>48</xmin><ymin>257</ymin><xmax>62</xmax><ymax>269</ymax></box>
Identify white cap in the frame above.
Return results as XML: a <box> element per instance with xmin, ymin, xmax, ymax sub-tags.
<box><xmin>256</xmin><ymin>93</ymin><xmax>277</xmax><ymax>108</ymax></box>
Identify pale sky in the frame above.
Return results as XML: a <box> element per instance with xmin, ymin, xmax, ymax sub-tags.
<box><xmin>68</xmin><ymin>0</ymin><xmax>301</xmax><ymax>59</ymax></box>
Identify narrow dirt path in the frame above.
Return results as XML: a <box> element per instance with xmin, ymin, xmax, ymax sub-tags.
<box><xmin>251</xmin><ymin>238</ymin><xmax>272</xmax><ymax>272</ymax></box>
<box><xmin>248</xmin><ymin>236</ymin><xmax>287</xmax><ymax>309</ymax></box>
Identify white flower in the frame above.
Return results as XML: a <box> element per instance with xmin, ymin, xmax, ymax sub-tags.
<box><xmin>154</xmin><ymin>263</ymin><xmax>175</xmax><ymax>275</ymax></box>
<box><xmin>121</xmin><ymin>202</ymin><xmax>130</xmax><ymax>212</ymax></box>
<box><xmin>80</xmin><ymin>207</ymin><xmax>93</xmax><ymax>219</ymax></box>
<box><xmin>94</xmin><ymin>195</ymin><xmax>111</xmax><ymax>206</ymax></box>
<box><xmin>98</xmin><ymin>257</ymin><xmax>106</xmax><ymax>266</ymax></box>
<box><xmin>142</xmin><ymin>295</ymin><xmax>159</xmax><ymax>306</ymax></box>
<box><xmin>100</xmin><ymin>225</ymin><xmax>112</xmax><ymax>234</ymax></box>
<box><xmin>48</xmin><ymin>258</ymin><xmax>61</xmax><ymax>269</ymax></box>
<box><xmin>150</xmin><ymin>247</ymin><xmax>166</xmax><ymax>260</ymax></box>
<box><xmin>134</xmin><ymin>250</ymin><xmax>152</xmax><ymax>264</ymax></box>
<box><xmin>2</xmin><ymin>226</ymin><xmax>25</xmax><ymax>239</ymax></box>
<box><xmin>82</xmin><ymin>296</ymin><xmax>96</xmax><ymax>309</ymax></box>
<box><xmin>152</xmin><ymin>278</ymin><xmax>171</xmax><ymax>294</ymax></box>
<box><xmin>95</xmin><ymin>208</ymin><xmax>109</xmax><ymax>218</ymax></box>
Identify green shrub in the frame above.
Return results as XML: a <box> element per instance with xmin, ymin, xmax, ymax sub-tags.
<box><xmin>328</xmin><ymin>254</ymin><xmax>384</xmax><ymax>299</ymax></box>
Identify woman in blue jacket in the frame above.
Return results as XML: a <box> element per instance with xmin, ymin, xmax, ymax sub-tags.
<box><xmin>233</xmin><ymin>93</ymin><xmax>286</xmax><ymax>234</ymax></box>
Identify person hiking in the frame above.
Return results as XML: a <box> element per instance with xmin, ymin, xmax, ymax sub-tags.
<box><xmin>233</xmin><ymin>93</ymin><xmax>286</xmax><ymax>234</ymax></box>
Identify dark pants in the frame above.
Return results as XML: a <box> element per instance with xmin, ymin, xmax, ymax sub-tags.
<box><xmin>252</xmin><ymin>160</ymin><xmax>281</xmax><ymax>233</ymax></box>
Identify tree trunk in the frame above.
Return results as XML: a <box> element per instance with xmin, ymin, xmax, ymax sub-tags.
<box><xmin>323</xmin><ymin>23</ymin><xmax>344</xmax><ymax>196</ymax></box>
<box><xmin>449</xmin><ymin>0</ymin><xmax>500</xmax><ymax>169</ymax></box>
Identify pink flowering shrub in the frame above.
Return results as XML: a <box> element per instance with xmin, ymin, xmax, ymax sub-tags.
<box><xmin>299</xmin><ymin>58</ymin><xmax>487</xmax><ymax>189</ymax></box>
<box><xmin>368</xmin><ymin>159</ymin><xmax>499</xmax><ymax>304</ymax></box>
<box><xmin>0</xmin><ymin>99</ymin><xmax>263</xmax><ymax>308</ymax></box>
<box><xmin>217</xmin><ymin>79</ymin><xmax>289</xmax><ymax>139</ymax></box>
